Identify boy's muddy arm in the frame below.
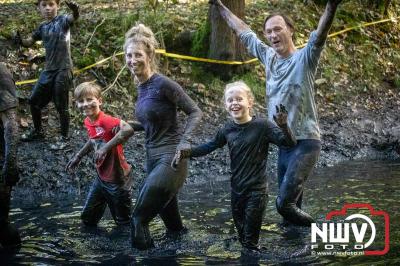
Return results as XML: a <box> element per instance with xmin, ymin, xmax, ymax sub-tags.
<box><xmin>66</xmin><ymin>0</ymin><xmax>80</xmax><ymax>22</ymax></box>
<box><xmin>1</xmin><ymin>108</ymin><xmax>19</xmax><ymax>186</ymax></box>
<box><xmin>76</xmin><ymin>139</ymin><xmax>94</xmax><ymax>158</ymax></box>
<box><xmin>315</xmin><ymin>0</ymin><xmax>343</xmax><ymax>47</ymax></box>
<box><xmin>95</xmin><ymin>120</ymin><xmax>134</xmax><ymax>162</ymax></box>
<box><xmin>66</xmin><ymin>139</ymin><xmax>93</xmax><ymax>172</ymax></box>
<box><xmin>209</xmin><ymin>0</ymin><xmax>250</xmax><ymax>36</ymax></box>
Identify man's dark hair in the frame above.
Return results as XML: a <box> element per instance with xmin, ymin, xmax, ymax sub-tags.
<box><xmin>37</xmin><ymin>0</ymin><xmax>60</xmax><ymax>5</ymax></box>
<box><xmin>263</xmin><ymin>13</ymin><xmax>296</xmax><ymax>37</ymax></box>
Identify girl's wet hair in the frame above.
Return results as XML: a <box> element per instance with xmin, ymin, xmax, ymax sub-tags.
<box><xmin>224</xmin><ymin>81</ymin><xmax>255</xmax><ymax>104</ymax></box>
<box><xmin>74</xmin><ymin>81</ymin><xmax>102</xmax><ymax>100</ymax></box>
<box><xmin>124</xmin><ymin>23</ymin><xmax>159</xmax><ymax>73</ymax></box>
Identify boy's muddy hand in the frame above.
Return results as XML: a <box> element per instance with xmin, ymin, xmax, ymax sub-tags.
<box><xmin>94</xmin><ymin>148</ymin><xmax>107</xmax><ymax>163</ymax></box>
<box><xmin>65</xmin><ymin>0</ymin><xmax>79</xmax><ymax>13</ymax></box>
<box><xmin>171</xmin><ymin>148</ymin><xmax>191</xmax><ymax>168</ymax></box>
<box><xmin>209</xmin><ymin>0</ymin><xmax>223</xmax><ymax>6</ymax></box>
<box><xmin>171</xmin><ymin>151</ymin><xmax>181</xmax><ymax>168</ymax></box>
<box><xmin>66</xmin><ymin>155</ymin><xmax>80</xmax><ymax>173</ymax></box>
<box><xmin>273</xmin><ymin>104</ymin><xmax>288</xmax><ymax>128</ymax></box>
<box><xmin>178</xmin><ymin>148</ymin><xmax>192</xmax><ymax>159</ymax></box>
<box><xmin>112</xmin><ymin>125</ymin><xmax>120</xmax><ymax>135</ymax></box>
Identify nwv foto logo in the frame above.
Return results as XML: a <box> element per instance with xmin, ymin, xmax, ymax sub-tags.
<box><xmin>310</xmin><ymin>203</ymin><xmax>390</xmax><ymax>256</ymax></box>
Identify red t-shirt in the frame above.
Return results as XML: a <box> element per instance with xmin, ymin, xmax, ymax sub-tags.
<box><xmin>84</xmin><ymin>111</ymin><xmax>131</xmax><ymax>183</ymax></box>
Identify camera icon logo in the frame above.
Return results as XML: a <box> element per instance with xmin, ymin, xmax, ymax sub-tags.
<box><xmin>311</xmin><ymin>203</ymin><xmax>390</xmax><ymax>256</ymax></box>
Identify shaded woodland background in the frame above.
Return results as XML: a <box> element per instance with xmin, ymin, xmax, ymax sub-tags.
<box><xmin>0</xmin><ymin>0</ymin><xmax>399</xmax><ymax>154</ymax></box>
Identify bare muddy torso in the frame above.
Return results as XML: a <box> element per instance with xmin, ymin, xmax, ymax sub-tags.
<box><xmin>2</xmin><ymin>160</ymin><xmax>400</xmax><ymax>264</ymax></box>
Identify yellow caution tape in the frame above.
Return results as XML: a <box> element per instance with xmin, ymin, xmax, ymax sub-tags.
<box><xmin>15</xmin><ymin>16</ymin><xmax>399</xmax><ymax>87</ymax></box>
<box><xmin>15</xmin><ymin>78</ymin><xmax>39</xmax><ymax>86</ymax></box>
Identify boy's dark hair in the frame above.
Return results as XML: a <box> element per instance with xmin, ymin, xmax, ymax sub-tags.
<box><xmin>263</xmin><ymin>13</ymin><xmax>296</xmax><ymax>39</ymax></box>
<box><xmin>37</xmin><ymin>0</ymin><xmax>60</xmax><ymax>5</ymax></box>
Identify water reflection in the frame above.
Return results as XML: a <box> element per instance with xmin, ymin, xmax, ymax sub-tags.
<box><xmin>1</xmin><ymin>160</ymin><xmax>399</xmax><ymax>264</ymax></box>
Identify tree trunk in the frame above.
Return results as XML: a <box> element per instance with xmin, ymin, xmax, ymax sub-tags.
<box><xmin>208</xmin><ymin>0</ymin><xmax>248</xmax><ymax>80</ymax></box>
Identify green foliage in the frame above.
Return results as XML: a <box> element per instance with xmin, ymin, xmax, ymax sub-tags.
<box><xmin>191</xmin><ymin>20</ymin><xmax>211</xmax><ymax>58</ymax></box>
<box><xmin>394</xmin><ymin>76</ymin><xmax>400</xmax><ymax>89</ymax></box>
<box><xmin>146</xmin><ymin>0</ymin><xmax>179</xmax><ymax>13</ymax></box>
<box><xmin>2</xmin><ymin>0</ymin><xmax>400</xmax><ymax>115</ymax></box>
<box><xmin>232</xmin><ymin>71</ymin><xmax>265</xmax><ymax>102</ymax></box>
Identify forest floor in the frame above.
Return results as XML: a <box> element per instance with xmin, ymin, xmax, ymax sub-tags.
<box><xmin>0</xmin><ymin>0</ymin><xmax>399</xmax><ymax>202</ymax></box>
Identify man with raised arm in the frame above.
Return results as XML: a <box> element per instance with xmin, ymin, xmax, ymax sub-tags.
<box><xmin>209</xmin><ymin>0</ymin><xmax>343</xmax><ymax>226</ymax></box>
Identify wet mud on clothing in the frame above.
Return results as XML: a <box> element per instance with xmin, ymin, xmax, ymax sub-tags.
<box><xmin>80</xmin><ymin>111</ymin><xmax>133</xmax><ymax>226</ymax></box>
<box><xmin>32</xmin><ymin>15</ymin><xmax>74</xmax><ymax>71</ymax></box>
<box><xmin>84</xmin><ymin>111</ymin><xmax>131</xmax><ymax>183</ymax></box>
<box><xmin>190</xmin><ymin>117</ymin><xmax>295</xmax><ymax>249</ymax></box>
<box><xmin>131</xmin><ymin>73</ymin><xmax>201</xmax><ymax>249</ymax></box>
<box><xmin>191</xmin><ymin>117</ymin><xmax>295</xmax><ymax>195</ymax></box>
<box><xmin>239</xmin><ymin>30</ymin><xmax>324</xmax><ymax>140</ymax></box>
<box><xmin>131</xmin><ymin>148</ymin><xmax>188</xmax><ymax>250</ymax></box>
<box><xmin>0</xmin><ymin>63</ymin><xmax>18</xmax><ymax>112</ymax></box>
<box><xmin>135</xmin><ymin>73</ymin><xmax>202</xmax><ymax>148</ymax></box>
<box><xmin>0</xmin><ymin>64</ymin><xmax>20</xmax><ymax>248</ymax></box>
<box><xmin>81</xmin><ymin>176</ymin><xmax>132</xmax><ymax>226</ymax></box>
<box><xmin>231</xmin><ymin>190</ymin><xmax>267</xmax><ymax>250</ymax></box>
<box><xmin>277</xmin><ymin>139</ymin><xmax>321</xmax><ymax>226</ymax></box>
<box><xmin>239</xmin><ymin>28</ymin><xmax>325</xmax><ymax>226</ymax></box>
<box><xmin>29</xmin><ymin>69</ymin><xmax>72</xmax><ymax>137</ymax></box>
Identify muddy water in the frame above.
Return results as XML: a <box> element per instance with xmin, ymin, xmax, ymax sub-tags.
<box><xmin>2</xmin><ymin>160</ymin><xmax>400</xmax><ymax>265</ymax></box>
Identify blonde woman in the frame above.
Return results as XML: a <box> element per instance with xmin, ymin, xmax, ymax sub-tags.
<box><xmin>124</xmin><ymin>24</ymin><xmax>202</xmax><ymax>249</ymax></box>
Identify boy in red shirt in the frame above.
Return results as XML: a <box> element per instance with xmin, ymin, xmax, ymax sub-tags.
<box><xmin>66</xmin><ymin>82</ymin><xmax>134</xmax><ymax>226</ymax></box>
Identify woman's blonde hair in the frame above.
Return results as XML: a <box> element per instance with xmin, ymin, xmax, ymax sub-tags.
<box><xmin>224</xmin><ymin>81</ymin><xmax>255</xmax><ymax>104</ymax></box>
<box><xmin>74</xmin><ymin>81</ymin><xmax>102</xmax><ymax>100</ymax></box>
<box><xmin>124</xmin><ymin>23</ymin><xmax>159</xmax><ymax>73</ymax></box>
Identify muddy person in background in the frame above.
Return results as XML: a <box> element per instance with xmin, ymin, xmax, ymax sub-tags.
<box><xmin>124</xmin><ymin>24</ymin><xmax>202</xmax><ymax>250</ymax></box>
<box><xmin>0</xmin><ymin>63</ymin><xmax>20</xmax><ymax>250</ymax></box>
<box><xmin>15</xmin><ymin>0</ymin><xmax>79</xmax><ymax>150</ymax></box>
<box><xmin>66</xmin><ymin>82</ymin><xmax>134</xmax><ymax>227</ymax></box>
<box><xmin>176</xmin><ymin>81</ymin><xmax>296</xmax><ymax>256</ymax></box>
<box><xmin>209</xmin><ymin>0</ymin><xmax>343</xmax><ymax>226</ymax></box>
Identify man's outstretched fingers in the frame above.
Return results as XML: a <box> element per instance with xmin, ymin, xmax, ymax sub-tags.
<box><xmin>280</xmin><ymin>104</ymin><xmax>287</xmax><ymax>114</ymax></box>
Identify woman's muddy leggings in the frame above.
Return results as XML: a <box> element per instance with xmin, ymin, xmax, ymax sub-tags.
<box><xmin>131</xmin><ymin>147</ymin><xmax>188</xmax><ymax>250</ymax></box>
<box><xmin>231</xmin><ymin>190</ymin><xmax>267</xmax><ymax>250</ymax></box>
<box><xmin>81</xmin><ymin>177</ymin><xmax>132</xmax><ymax>226</ymax></box>
<box><xmin>276</xmin><ymin>139</ymin><xmax>321</xmax><ymax>226</ymax></box>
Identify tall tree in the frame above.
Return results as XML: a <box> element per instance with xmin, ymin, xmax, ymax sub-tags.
<box><xmin>208</xmin><ymin>0</ymin><xmax>248</xmax><ymax>80</ymax></box>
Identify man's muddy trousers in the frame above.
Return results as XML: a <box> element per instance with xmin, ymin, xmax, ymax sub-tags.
<box><xmin>131</xmin><ymin>147</ymin><xmax>188</xmax><ymax>250</ymax></box>
<box><xmin>81</xmin><ymin>176</ymin><xmax>132</xmax><ymax>226</ymax></box>
<box><xmin>276</xmin><ymin>139</ymin><xmax>321</xmax><ymax>226</ymax></box>
<box><xmin>231</xmin><ymin>190</ymin><xmax>267</xmax><ymax>250</ymax></box>
<box><xmin>0</xmin><ymin>185</ymin><xmax>21</xmax><ymax>249</ymax></box>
